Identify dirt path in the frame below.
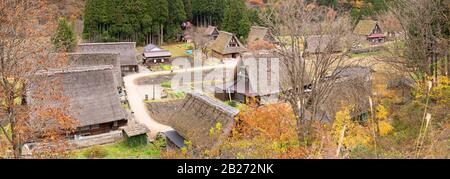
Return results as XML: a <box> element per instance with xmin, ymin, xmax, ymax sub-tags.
<box><xmin>123</xmin><ymin>63</ymin><xmax>236</xmax><ymax>138</ymax></box>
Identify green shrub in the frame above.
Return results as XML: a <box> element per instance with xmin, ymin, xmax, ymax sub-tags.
<box><xmin>126</xmin><ymin>135</ymin><xmax>148</xmax><ymax>147</ymax></box>
<box><xmin>226</xmin><ymin>100</ymin><xmax>237</xmax><ymax>107</ymax></box>
<box><xmin>51</xmin><ymin>17</ymin><xmax>76</xmax><ymax>52</ymax></box>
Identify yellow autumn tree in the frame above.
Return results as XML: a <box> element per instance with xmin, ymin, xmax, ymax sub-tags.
<box><xmin>332</xmin><ymin>107</ymin><xmax>373</xmax><ymax>153</ymax></box>
<box><xmin>375</xmin><ymin>104</ymin><xmax>394</xmax><ymax>137</ymax></box>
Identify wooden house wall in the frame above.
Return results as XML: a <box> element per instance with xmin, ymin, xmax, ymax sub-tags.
<box><xmin>75</xmin><ymin>119</ymin><xmax>127</xmax><ymax>137</ymax></box>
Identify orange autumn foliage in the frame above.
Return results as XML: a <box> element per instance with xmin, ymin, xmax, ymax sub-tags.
<box><xmin>224</xmin><ymin>102</ymin><xmax>306</xmax><ymax>159</ymax></box>
<box><xmin>248</xmin><ymin>0</ymin><xmax>264</xmax><ymax>6</ymax></box>
<box><xmin>235</xmin><ymin>103</ymin><xmax>297</xmax><ymax>142</ymax></box>
<box><xmin>248</xmin><ymin>40</ymin><xmax>276</xmax><ymax>51</ymax></box>
<box><xmin>0</xmin><ymin>0</ymin><xmax>76</xmax><ymax>158</ymax></box>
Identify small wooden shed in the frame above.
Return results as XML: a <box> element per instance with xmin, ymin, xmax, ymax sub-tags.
<box><xmin>122</xmin><ymin>121</ymin><xmax>150</xmax><ymax>146</ymax></box>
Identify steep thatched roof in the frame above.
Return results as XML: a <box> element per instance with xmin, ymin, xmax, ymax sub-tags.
<box><xmin>353</xmin><ymin>20</ymin><xmax>379</xmax><ymax>36</ymax></box>
<box><xmin>30</xmin><ymin>66</ymin><xmax>126</xmax><ymax>127</ymax></box>
<box><xmin>78</xmin><ymin>42</ymin><xmax>137</xmax><ymax>66</ymax></box>
<box><xmin>67</xmin><ymin>53</ymin><xmax>122</xmax><ymax>87</ymax></box>
<box><xmin>202</xmin><ymin>26</ymin><xmax>219</xmax><ymax>36</ymax></box>
<box><xmin>304</xmin><ymin>35</ymin><xmax>342</xmax><ymax>54</ymax></box>
<box><xmin>216</xmin><ymin>50</ymin><xmax>307</xmax><ymax>98</ymax></box>
<box><xmin>247</xmin><ymin>26</ymin><xmax>273</xmax><ymax>43</ymax></box>
<box><xmin>218</xmin><ymin>51</ymin><xmax>287</xmax><ymax>96</ymax></box>
<box><xmin>153</xmin><ymin>93</ymin><xmax>239</xmax><ymax>150</ymax></box>
<box><xmin>209</xmin><ymin>31</ymin><xmax>248</xmax><ymax>55</ymax></box>
<box><xmin>314</xmin><ymin>66</ymin><xmax>373</xmax><ymax>123</ymax></box>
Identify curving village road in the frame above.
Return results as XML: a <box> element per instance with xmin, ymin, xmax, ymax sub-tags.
<box><xmin>123</xmin><ymin>63</ymin><xmax>237</xmax><ymax>138</ymax></box>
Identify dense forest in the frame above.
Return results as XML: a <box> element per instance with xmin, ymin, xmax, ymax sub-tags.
<box><xmin>304</xmin><ymin>0</ymin><xmax>389</xmax><ymax>23</ymax></box>
<box><xmin>83</xmin><ymin>0</ymin><xmax>260</xmax><ymax>45</ymax></box>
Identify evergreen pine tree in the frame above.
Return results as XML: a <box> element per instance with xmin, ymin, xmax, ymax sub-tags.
<box><xmin>222</xmin><ymin>0</ymin><xmax>250</xmax><ymax>38</ymax></box>
<box><xmin>52</xmin><ymin>17</ymin><xmax>77</xmax><ymax>52</ymax></box>
<box><xmin>183</xmin><ymin>0</ymin><xmax>193</xmax><ymax>21</ymax></box>
<box><xmin>166</xmin><ymin>0</ymin><xmax>187</xmax><ymax>41</ymax></box>
<box><xmin>151</xmin><ymin>0</ymin><xmax>169</xmax><ymax>44</ymax></box>
<box><xmin>238</xmin><ymin>10</ymin><xmax>251</xmax><ymax>40</ymax></box>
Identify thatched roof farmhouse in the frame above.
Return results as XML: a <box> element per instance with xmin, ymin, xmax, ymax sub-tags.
<box><xmin>200</xmin><ymin>26</ymin><xmax>220</xmax><ymax>40</ymax></box>
<box><xmin>310</xmin><ymin>66</ymin><xmax>373</xmax><ymax>123</ymax></box>
<box><xmin>304</xmin><ymin>35</ymin><xmax>343</xmax><ymax>54</ymax></box>
<box><xmin>147</xmin><ymin>93</ymin><xmax>239</xmax><ymax>150</ymax></box>
<box><xmin>29</xmin><ymin>66</ymin><xmax>127</xmax><ymax>137</ymax></box>
<box><xmin>215</xmin><ymin>50</ymin><xmax>288</xmax><ymax>105</ymax></box>
<box><xmin>353</xmin><ymin>20</ymin><xmax>386</xmax><ymax>43</ymax></box>
<box><xmin>78</xmin><ymin>42</ymin><xmax>139</xmax><ymax>72</ymax></box>
<box><xmin>354</xmin><ymin>20</ymin><xmax>380</xmax><ymax>36</ymax></box>
<box><xmin>247</xmin><ymin>26</ymin><xmax>274</xmax><ymax>44</ymax></box>
<box><xmin>210</xmin><ymin>31</ymin><xmax>248</xmax><ymax>59</ymax></box>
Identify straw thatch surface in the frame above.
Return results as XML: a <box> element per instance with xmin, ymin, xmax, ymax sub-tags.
<box><xmin>315</xmin><ymin>66</ymin><xmax>373</xmax><ymax>122</ymax></box>
<box><xmin>67</xmin><ymin>53</ymin><xmax>122</xmax><ymax>86</ymax></box>
<box><xmin>147</xmin><ymin>93</ymin><xmax>239</xmax><ymax>150</ymax></box>
<box><xmin>200</xmin><ymin>26</ymin><xmax>219</xmax><ymax>37</ymax></box>
<box><xmin>353</xmin><ymin>20</ymin><xmax>379</xmax><ymax>36</ymax></box>
<box><xmin>78</xmin><ymin>42</ymin><xmax>137</xmax><ymax>66</ymax></box>
<box><xmin>31</xmin><ymin>66</ymin><xmax>126</xmax><ymax>127</ymax></box>
<box><xmin>218</xmin><ymin>50</ymin><xmax>289</xmax><ymax>97</ymax></box>
<box><xmin>247</xmin><ymin>26</ymin><xmax>274</xmax><ymax>43</ymax></box>
<box><xmin>209</xmin><ymin>31</ymin><xmax>247</xmax><ymax>55</ymax></box>
<box><xmin>304</xmin><ymin>35</ymin><xmax>342</xmax><ymax>54</ymax></box>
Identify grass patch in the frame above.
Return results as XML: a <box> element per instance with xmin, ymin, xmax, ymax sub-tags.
<box><xmin>168</xmin><ymin>90</ymin><xmax>186</xmax><ymax>99</ymax></box>
<box><xmin>225</xmin><ymin>100</ymin><xmax>237</xmax><ymax>107</ymax></box>
<box><xmin>71</xmin><ymin>141</ymin><xmax>163</xmax><ymax>159</ymax></box>
<box><xmin>161</xmin><ymin>81</ymin><xmax>172</xmax><ymax>88</ymax></box>
<box><xmin>161</xmin><ymin>43</ymin><xmax>193</xmax><ymax>58</ymax></box>
<box><xmin>160</xmin><ymin>64</ymin><xmax>172</xmax><ymax>71</ymax></box>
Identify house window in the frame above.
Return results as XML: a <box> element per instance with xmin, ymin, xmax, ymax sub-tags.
<box><xmin>113</xmin><ymin>121</ymin><xmax>118</xmax><ymax>127</ymax></box>
<box><xmin>154</xmin><ymin>59</ymin><xmax>157</xmax><ymax>63</ymax></box>
<box><xmin>161</xmin><ymin>59</ymin><xmax>165</xmax><ymax>63</ymax></box>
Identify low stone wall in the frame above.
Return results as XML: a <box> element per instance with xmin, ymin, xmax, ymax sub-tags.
<box><xmin>22</xmin><ymin>131</ymin><xmax>124</xmax><ymax>156</ymax></box>
<box><xmin>70</xmin><ymin>130</ymin><xmax>124</xmax><ymax>149</ymax></box>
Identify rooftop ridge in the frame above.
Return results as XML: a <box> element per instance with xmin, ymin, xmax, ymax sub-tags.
<box><xmin>38</xmin><ymin>65</ymin><xmax>114</xmax><ymax>75</ymax></box>
<box><xmin>67</xmin><ymin>52</ymin><xmax>120</xmax><ymax>55</ymax></box>
<box><xmin>78</xmin><ymin>42</ymin><xmax>136</xmax><ymax>46</ymax></box>
<box><xmin>219</xmin><ymin>31</ymin><xmax>234</xmax><ymax>36</ymax></box>
<box><xmin>189</xmin><ymin>93</ymin><xmax>240</xmax><ymax>116</ymax></box>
